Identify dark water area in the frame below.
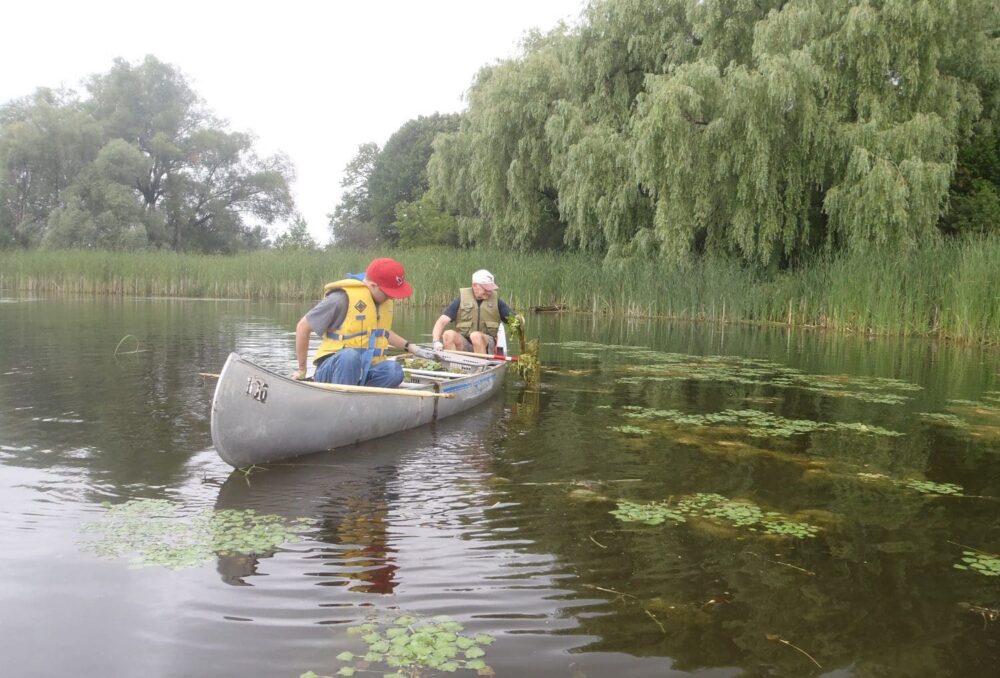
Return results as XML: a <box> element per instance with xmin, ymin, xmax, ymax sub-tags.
<box><xmin>1</xmin><ymin>295</ymin><xmax>998</xmax><ymax>677</ymax></box>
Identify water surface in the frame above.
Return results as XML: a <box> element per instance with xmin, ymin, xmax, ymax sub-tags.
<box><xmin>1</xmin><ymin>295</ymin><xmax>998</xmax><ymax>677</ymax></box>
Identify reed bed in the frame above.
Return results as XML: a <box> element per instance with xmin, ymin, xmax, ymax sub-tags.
<box><xmin>1</xmin><ymin>236</ymin><xmax>998</xmax><ymax>344</ymax></box>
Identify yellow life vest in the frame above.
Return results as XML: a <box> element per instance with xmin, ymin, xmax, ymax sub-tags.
<box><xmin>455</xmin><ymin>287</ymin><xmax>501</xmax><ymax>338</ymax></box>
<box><xmin>312</xmin><ymin>279</ymin><xmax>394</xmax><ymax>365</ymax></box>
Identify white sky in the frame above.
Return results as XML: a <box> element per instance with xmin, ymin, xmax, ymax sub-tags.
<box><xmin>1</xmin><ymin>0</ymin><xmax>586</xmax><ymax>244</ymax></box>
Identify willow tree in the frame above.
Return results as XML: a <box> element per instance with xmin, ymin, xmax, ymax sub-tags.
<box><xmin>636</xmin><ymin>0</ymin><xmax>999</xmax><ymax>265</ymax></box>
<box><xmin>634</xmin><ymin>0</ymin><xmax>986</xmax><ymax>265</ymax></box>
<box><xmin>544</xmin><ymin>0</ymin><xmax>697</xmax><ymax>256</ymax></box>
<box><xmin>430</xmin><ymin>30</ymin><xmax>575</xmax><ymax>250</ymax></box>
<box><xmin>430</xmin><ymin>0</ymin><xmax>999</xmax><ymax>268</ymax></box>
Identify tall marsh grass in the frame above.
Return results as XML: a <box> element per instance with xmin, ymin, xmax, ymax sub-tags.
<box><xmin>1</xmin><ymin>237</ymin><xmax>998</xmax><ymax>344</ymax></box>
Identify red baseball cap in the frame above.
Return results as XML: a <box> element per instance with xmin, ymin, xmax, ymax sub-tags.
<box><xmin>365</xmin><ymin>257</ymin><xmax>413</xmax><ymax>299</ymax></box>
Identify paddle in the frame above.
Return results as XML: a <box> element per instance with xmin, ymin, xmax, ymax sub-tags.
<box><xmin>408</xmin><ymin>344</ymin><xmax>493</xmax><ymax>368</ymax></box>
<box><xmin>199</xmin><ymin>373</ymin><xmax>454</xmax><ymax>399</ymax></box>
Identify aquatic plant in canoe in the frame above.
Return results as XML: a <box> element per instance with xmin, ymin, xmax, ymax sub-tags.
<box><xmin>612</xmin><ymin>493</ymin><xmax>822</xmax><ymax>539</ymax></box>
<box><xmin>302</xmin><ymin>614</ymin><xmax>496</xmax><ymax>677</ymax></box>
<box><xmin>79</xmin><ymin>498</ymin><xmax>312</xmax><ymax>569</ymax></box>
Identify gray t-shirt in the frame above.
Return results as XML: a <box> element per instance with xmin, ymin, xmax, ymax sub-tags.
<box><xmin>305</xmin><ymin>289</ymin><xmax>348</xmax><ymax>336</ymax></box>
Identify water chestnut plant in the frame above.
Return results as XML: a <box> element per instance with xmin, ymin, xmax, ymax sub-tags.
<box><xmin>79</xmin><ymin>498</ymin><xmax>312</xmax><ymax>569</ymax></box>
<box><xmin>612</xmin><ymin>493</ymin><xmax>821</xmax><ymax>539</ymax></box>
<box><xmin>303</xmin><ymin>614</ymin><xmax>496</xmax><ymax>677</ymax></box>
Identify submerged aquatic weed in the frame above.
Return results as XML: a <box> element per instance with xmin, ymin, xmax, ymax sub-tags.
<box><xmin>608</xmin><ymin>424</ymin><xmax>652</xmax><ymax>436</ymax></box>
<box><xmin>954</xmin><ymin>551</ymin><xmax>1000</xmax><ymax>577</ymax></box>
<box><xmin>79</xmin><ymin>498</ymin><xmax>312</xmax><ymax>569</ymax></box>
<box><xmin>612</xmin><ymin>493</ymin><xmax>821</xmax><ymax>539</ymax></box>
<box><xmin>918</xmin><ymin>412</ymin><xmax>968</xmax><ymax>428</ymax></box>
<box><xmin>307</xmin><ymin>614</ymin><xmax>495</xmax><ymax>677</ymax></box>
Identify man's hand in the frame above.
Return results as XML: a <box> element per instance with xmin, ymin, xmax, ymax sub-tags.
<box><xmin>293</xmin><ymin>368</ymin><xmax>308</xmax><ymax>380</ymax></box>
<box><xmin>410</xmin><ymin>344</ymin><xmax>437</xmax><ymax>360</ymax></box>
<box><xmin>433</xmin><ymin>340</ymin><xmax>444</xmax><ymax>351</ymax></box>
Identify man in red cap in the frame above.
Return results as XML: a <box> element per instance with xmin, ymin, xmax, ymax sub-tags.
<box><xmin>294</xmin><ymin>257</ymin><xmax>418</xmax><ymax>386</ymax></box>
<box><xmin>430</xmin><ymin>269</ymin><xmax>521</xmax><ymax>355</ymax></box>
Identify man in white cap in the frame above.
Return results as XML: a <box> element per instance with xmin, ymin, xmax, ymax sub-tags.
<box><xmin>431</xmin><ymin>269</ymin><xmax>519</xmax><ymax>355</ymax></box>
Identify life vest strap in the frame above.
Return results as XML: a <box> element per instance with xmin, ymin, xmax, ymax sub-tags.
<box><xmin>327</xmin><ymin>330</ymin><xmax>367</xmax><ymax>340</ymax></box>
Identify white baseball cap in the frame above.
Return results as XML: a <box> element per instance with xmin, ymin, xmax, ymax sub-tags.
<box><xmin>471</xmin><ymin>269</ymin><xmax>498</xmax><ymax>291</ymax></box>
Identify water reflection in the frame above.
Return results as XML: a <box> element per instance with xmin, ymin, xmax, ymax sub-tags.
<box><xmin>213</xmin><ymin>404</ymin><xmax>506</xmax><ymax>594</ymax></box>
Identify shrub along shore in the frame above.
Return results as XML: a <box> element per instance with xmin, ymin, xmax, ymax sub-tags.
<box><xmin>1</xmin><ymin>237</ymin><xmax>998</xmax><ymax>345</ymax></box>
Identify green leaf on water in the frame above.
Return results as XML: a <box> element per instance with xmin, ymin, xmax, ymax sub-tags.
<box><xmin>77</xmin><ymin>498</ymin><xmax>313</xmax><ymax>570</ymax></box>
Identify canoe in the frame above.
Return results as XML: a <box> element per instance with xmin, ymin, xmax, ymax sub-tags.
<box><xmin>210</xmin><ymin>350</ymin><xmax>507</xmax><ymax>467</ymax></box>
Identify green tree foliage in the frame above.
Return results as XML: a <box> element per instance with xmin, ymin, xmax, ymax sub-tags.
<box><xmin>428</xmin><ymin>0</ymin><xmax>1000</xmax><ymax>268</ymax></box>
<box><xmin>329</xmin><ymin>142</ymin><xmax>380</xmax><ymax>248</ymax></box>
<box><xmin>0</xmin><ymin>89</ymin><xmax>102</xmax><ymax>247</ymax></box>
<box><xmin>0</xmin><ymin>56</ymin><xmax>295</xmax><ymax>252</ymax></box>
<box><xmin>329</xmin><ymin>115</ymin><xmax>462</xmax><ymax>248</ymax></box>
<box><xmin>367</xmin><ymin>113</ymin><xmax>460</xmax><ymax>242</ymax></box>
<box><xmin>44</xmin><ymin>139</ymin><xmax>151</xmax><ymax>249</ymax></box>
<box><xmin>273</xmin><ymin>215</ymin><xmax>318</xmax><ymax>251</ymax></box>
<box><xmin>394</xmin><ymin>190</ymin><xmax>459</xmax><ymax>247</ymax></box>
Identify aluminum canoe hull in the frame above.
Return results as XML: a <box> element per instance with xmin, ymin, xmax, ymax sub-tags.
<box><xmin>210</xmin><ymin>352</ymin><xmax>506</xmax><ymax>467</ymax></box>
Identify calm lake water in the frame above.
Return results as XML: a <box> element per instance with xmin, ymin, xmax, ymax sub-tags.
<box><xmin>1</xmin><ymin>295</ymin><xmax>998</xmax><ymax>677</ymax></box>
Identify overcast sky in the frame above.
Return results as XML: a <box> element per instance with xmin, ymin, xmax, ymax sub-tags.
<box><xmin>2</xmin><ymin>0</ymin><xmax>587</xmax><ymax>243</ymax></box>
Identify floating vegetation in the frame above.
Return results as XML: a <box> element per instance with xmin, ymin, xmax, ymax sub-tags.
<box><xmin>79</xmin><ymin>498</ymin><xmax>312</xmax><ymax>569</ymax></box>
<box><xmin>612</xmin><ymin>493</ymin><xmax>821</xmax><ymax>539</ymax></box>
<box><xmin>619</xmin><ymin>406</ymin><xmax>901</xmax><ymax>438</ymax></box>
<box><xmin>303</xmin><ymin>614</ymin><xmax>496</xmax><ymax>677</ymax></box>
<box><xmin>551</xmin><ymin>342</ymin><xmax>921</xmax><ymax>405</ymax></box>
<box><xmin>857</xmin><ymin>473</ymin><xmax>964</xmax><ymax>496</ymax></box>
<box><xmin>611</xmin><ymin>500</ymin><xmax>688</xmax><ymax>525</ymax></box>
<box><xmin>954</xmin><ymin>551</ymin><xmax>1000</xmax><ymax>577</ymax></box>
<box><xmin>900</xmin><ymin>479</ymin><xmax>963</xmax><ymax>495</ymax></box>
<box><xmin>918</xmin><ymin>412</ymin><xmax>968</xmax><ymax>428</ymax></box>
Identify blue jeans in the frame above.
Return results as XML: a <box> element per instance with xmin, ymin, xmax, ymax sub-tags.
<box><xmin>313</xmin><ymin>349</ymin><xmax>404</xmax><ymax>387</ymax></box>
